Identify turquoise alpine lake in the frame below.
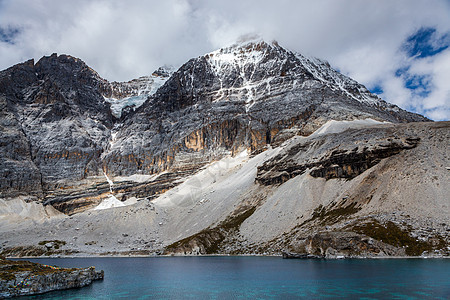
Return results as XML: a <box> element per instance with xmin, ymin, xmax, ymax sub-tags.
<box><xmin>14</xmin><ymin>257</ymin><xmax>450</xmax><ymax>299</ymax></box>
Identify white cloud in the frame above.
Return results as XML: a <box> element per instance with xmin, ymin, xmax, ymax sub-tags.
<box><xmin>0</xmin><ymin>0</ymin><xmax>449</xmax><ymax>119</ymax></box>
<box><xmin>412</xmin><ymin>50</ymin><xmax>450</xmax><ymax>116</ymax></box>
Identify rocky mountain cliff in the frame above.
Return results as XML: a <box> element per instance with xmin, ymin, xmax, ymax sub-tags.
<box><xmin>0</xmin><ymin>54</ymin><xmax>171</xmax><ymax>200</ymax></box>
<box><xmin>103</xmin><ymin>41</ymin><xmax>427</xmax><ymax>177</ymax></box>
<box><xmin>0</xmin><ymin>55</ymin><xmax>111</xmax><ymax>199</ymax></box>
<box><xmin>1</xmin><ymin>40</ymin><xmax>428</xmax><ymax>208</ymax></box>
<box><xmin>1</xmin><ymin>40</ymin><xmax>446</xmax><ymax>259</ymax></box>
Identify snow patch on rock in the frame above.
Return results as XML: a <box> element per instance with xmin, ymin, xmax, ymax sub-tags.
<box><xmin>93</xmin><ymin>195</ymin><xmax>126</xmax><ymax>210</ymax></box>
<box><xmin>104</xmin><ymin>71</ymin><xmax>173</xmax><ymax>118</ymax></box>
<box><xmin>113</xmin><ymin>173</ymin><xmax>159</xmax><ymax>183</ymax></box>
<box><xmin>310</xmin><ymin>119</ymin><xmax>390</xmax><ymax>137</ymax></box>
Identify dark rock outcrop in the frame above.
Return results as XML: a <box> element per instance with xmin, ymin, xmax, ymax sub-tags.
<box><xmin>256</xmin><ymin>125</ymin><xmax>421</xmax><ymax>185</ymax></box>
<box><xmin>0</xmin><ymin>258</ymin><xmax>103</xmax><ymax>298</ymax></box>
<box><xmin>0</xmin><ymin>96</ymin><xmax>42</xmax><ymax>198</ymax></box>
<box><xmin>0</xmin><ymin>54</ymin><xmax>112</xmax><ymax>196</ymax></box>
<box><xmin>44</xmin><ymin>167</ymin><xmax>198</xmax><ymax>214</ymax></box>
<box><xmin>282</xmin><ymin>252</ymin><xmax>323</xmax><ymax>259</ymax></box>
<box><xmin>290</xmin><ymin>231</ymin><xmax>406</xmax><ymax>258</ymax></box>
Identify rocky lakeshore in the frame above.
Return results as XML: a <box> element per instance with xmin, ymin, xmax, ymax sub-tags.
<box><xmin>0</xmin><ymin>258</ymin><xmax>104</xmax><ymax>298</ymax></box>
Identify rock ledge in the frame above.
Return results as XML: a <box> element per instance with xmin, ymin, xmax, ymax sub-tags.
<box><xmin>0</xmin><ymin>258</ymin><xmax>103</xmax><ymax>298</ymax></box>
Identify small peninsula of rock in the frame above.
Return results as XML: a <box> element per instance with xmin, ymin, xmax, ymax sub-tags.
<box><xmin>0</xmin><ymin>258</ymin><xmax>104</xmax><ymax>298</ymax></box>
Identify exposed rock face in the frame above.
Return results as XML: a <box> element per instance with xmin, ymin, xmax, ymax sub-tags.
<box><xmin>103</xmin><ymin>40</ymin><xmax>427</xmax><ymax>177</ymax></box>
<box><xmin>256</xmin><ymin>126</ymin><xmax>421</xmax><ymax>185</ymax></box>
<box><xmin>0</xmin><ymin>258</ymin><xmax>103</xmax><ymax>298</ymax></box>
<box><xmin>44</xmin><ymin>168</ymin><xmax>197</xmax><ymax>214</ymax></box>
<box><xmin>293</xmin><ymin>231</ymin><xmax>406</xmax><ymax>258</ymax></box>
<box><xmin>0</xmin><ymin>54</ymin><xmax>112</xmax><ymax>196</ymax></box>
<box><xmin>0</xmin><ymin>40</ymin><xmax>430</xmax><ymax>215</ymax></box>
<box><xmin>0</xmin><ymin>95</ymin><xmax>42</xmax><ymax>198</ymax></box>
<box><xmin>0</xmin><ymin>54</ymin><xmax>172</xmax><ymax>207</ymax></box>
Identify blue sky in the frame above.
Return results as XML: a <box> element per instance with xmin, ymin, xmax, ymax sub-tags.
<box><xmin>403</xmin><ymin>28</ymin><xmax>448</xmax><ymax>59</ymax></box>
<box><xmin>0</xmin><ymin>0</ymin><xmax>449</xmax><ymax>120</ymax></box>
<box><xmin>370</xmin><ymin>27</ymin><xmax>447</xmax><ymax>99</ymax></box>
<box><xmin>0</xmin><ymin>26</ymin><xmax>19</xmax><ymax>44</ymax></box>
<box><xmin>374</xmin><ymin>27</ymin><xmax>449</xmax><ymax>119</ymax></box>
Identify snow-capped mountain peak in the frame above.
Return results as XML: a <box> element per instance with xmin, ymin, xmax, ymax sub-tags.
<box><xmin>206</xmin><ymin>40</ymin><xmax>272</xmax><ymax>71</ymax></box>
<box><xmin>204</xmin><ymin>41</ymin><xmax>281</xmax><ymax>108</ymax></box>
<box><xmin>204</xmin><ymin>40</ymin><xmax>287</xmax><ymax>74</ymax></box>
<box><xmin>193</xmin><ymin>40</ymin><xmax>384</xmax><ymax>110</ymax></box>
